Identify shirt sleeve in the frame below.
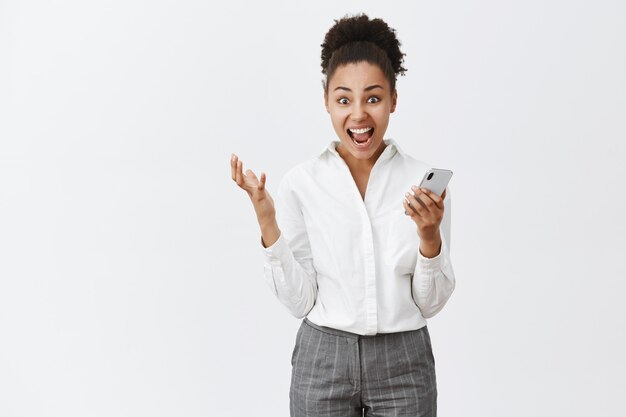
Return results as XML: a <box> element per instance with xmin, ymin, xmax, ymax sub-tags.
<box><xmin>411</xmin><ymin>185</ymin><xmax>456</xmax><ymax>318</ymax></box>
<box><xmin>260</xmin><ymin>172</ymin><xmax>318</xmax><ymax>319</ymax></box>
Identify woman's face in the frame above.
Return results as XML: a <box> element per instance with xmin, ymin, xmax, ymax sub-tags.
<box><xmin>324</xmin><ymin>61</ymin><xmax>397</xmax><ymax>167</ymax></box>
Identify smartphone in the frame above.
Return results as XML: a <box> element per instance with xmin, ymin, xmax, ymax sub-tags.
<box><xmin>418</xmin><ymin>168</ymin><xmax>453</xmax><ymax>197</ymax></box>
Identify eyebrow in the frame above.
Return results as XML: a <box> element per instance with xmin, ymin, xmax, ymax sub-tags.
<box><xmin>333</xmin><ymin>84</ymin><xmax>384</xmax><ymax>92</ymax></box>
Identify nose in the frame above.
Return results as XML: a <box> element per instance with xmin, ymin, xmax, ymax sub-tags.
<box><xmin>350</xmin><ymin>102</ymin><xmax>366</xmax><ymax>122</ymax></box>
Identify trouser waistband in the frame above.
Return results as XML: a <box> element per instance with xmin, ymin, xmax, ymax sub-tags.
<box><xmin>303</xmin><ymin>317</ymin><xmax>422</xmax><ymax>339</ymax></box>
<box><xmin>303</xmin><ymin>317</ymin><xmax>363</xmax><ymax>339</ymax></box>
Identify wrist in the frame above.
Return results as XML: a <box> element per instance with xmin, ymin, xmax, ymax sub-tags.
<box><xmin>257</xmin><ymin>212</ymin><xmax>277</xmax><ymax>228</ymax></box>
<box><xmin>259</xmin><ymin>217</ymin><xmax>280</xmax><ymax>248</ymax></box>
<box><xmin>418</xmin><ymin>231</ymin><xmax>442</xmax><ymax>259</ymax></box>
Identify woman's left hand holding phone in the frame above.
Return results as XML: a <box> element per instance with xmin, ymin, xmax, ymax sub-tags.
<box><xmin>403</xmin><ymin>187</ymin><xmax>447</xmax><ymax>258</ymax></box>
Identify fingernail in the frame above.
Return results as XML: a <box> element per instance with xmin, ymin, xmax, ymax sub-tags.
<box><xmin>411</xmin><ymin>185</ymin><xmax>417</xmax><ymax>191</ymax></box>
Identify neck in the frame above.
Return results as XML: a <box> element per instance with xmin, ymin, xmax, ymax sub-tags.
<box><xmin>337</xmin><ymin>141</ymin><xmax>387</xmax><ymax>173</ymax></box>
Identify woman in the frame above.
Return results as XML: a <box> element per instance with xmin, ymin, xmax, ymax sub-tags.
<box><xmin>230</xmin><ymin>13</ymin><xmax>455</xmax><ymax>417</ymax></box>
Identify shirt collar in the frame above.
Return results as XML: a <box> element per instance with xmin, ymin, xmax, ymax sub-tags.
<box><xmin>320</xmin><ymin>138</ymin><xmax>404</xmax><ymax>161</ymax></box>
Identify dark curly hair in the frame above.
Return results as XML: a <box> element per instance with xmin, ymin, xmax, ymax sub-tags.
<box><xmin>321</xmin><ymin>13</ymin><xmax>407</xmax><ymax>93</ymax></box>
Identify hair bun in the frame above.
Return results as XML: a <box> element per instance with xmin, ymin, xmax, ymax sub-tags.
<box><xmin>321</xmin><ymin>13</ymin><xmax>406</xmax><ymax>77</ymax></box>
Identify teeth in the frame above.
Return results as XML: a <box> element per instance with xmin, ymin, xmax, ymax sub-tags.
<box><xmin>349</xmin><ymin>127</ymin><xmax>373</xmax><ymax>134</ymax></box>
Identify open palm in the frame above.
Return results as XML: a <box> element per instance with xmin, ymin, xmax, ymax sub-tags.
<box><xmin>230</xmin><ymin>153</ymin><xmax>275</xmax><ymax>221</ymax></box>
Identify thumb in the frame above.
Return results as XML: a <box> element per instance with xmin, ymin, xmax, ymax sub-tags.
<box><xmin>245</xmin><ymin>169</ymin><xmax>260</xmax><ymax>183</ymax></box>
<box><xmin>258</xmin><ymin>172</ymin><xmax>267</xmax><ymax>191</ymax></box>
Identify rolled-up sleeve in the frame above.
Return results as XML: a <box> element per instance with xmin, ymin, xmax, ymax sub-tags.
<box><xmin>411</xmin><ymin>186</ymin><xmax>456</xmax><ymax>318</ymax></box>
<box><xmin>260</xmin><ymin>172</ymin><xmax>318</xmax><ymax>319</ymax></box>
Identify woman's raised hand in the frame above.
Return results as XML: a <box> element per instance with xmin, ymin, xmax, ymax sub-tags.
<box><xmin>230</xmin><ymin>153</ymin><xmax>276</xmax><ymax>224</ymax></box>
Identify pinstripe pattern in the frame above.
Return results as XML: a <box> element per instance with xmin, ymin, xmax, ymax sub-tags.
<box><xmin>290</xmin><ymin>318</ymin><xmax>437</xmax><ymax>417</ymax></box>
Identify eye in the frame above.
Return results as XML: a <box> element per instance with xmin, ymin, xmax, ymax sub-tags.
<box><xmin>338</xmin><ymin>97</ymin><xmax>349</xmax><ymax>105</ymax></box>
<box><xmin>368</xmin><ymin>96</ymin><xmax>381</xmax><ymax>104</ymax></box>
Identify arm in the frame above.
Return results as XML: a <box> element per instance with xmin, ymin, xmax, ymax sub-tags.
<box><xmin>260</xmin><ymin>173</ymin><xmax>318</xmax><ymax>319</ymax></box>
<box><xmin>230</xmin><ymin>153</ymin><xmax>317</xmax><ymax>319</ymax></box>
<box><xmin>404</xmin><ymin>186</ymin><xmax>456</xmax><ymax>318</ymax></box>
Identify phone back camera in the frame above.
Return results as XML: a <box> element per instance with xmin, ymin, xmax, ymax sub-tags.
<box><xmin>427</xmin><ymin>172</ymin><xmax>433</xmax><ymax>180</ymax></box>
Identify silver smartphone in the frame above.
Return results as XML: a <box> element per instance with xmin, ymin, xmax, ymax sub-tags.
<box><xmin>418</xmin><ymin>168</ymin><xmax>453</xmax><ymax>197</ymax></box>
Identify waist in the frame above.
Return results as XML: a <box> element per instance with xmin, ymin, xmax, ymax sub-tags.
<box><xmin>303</xmin><ymin>317</ymin><xmax>426</xmax><ymax>339</ymax></box>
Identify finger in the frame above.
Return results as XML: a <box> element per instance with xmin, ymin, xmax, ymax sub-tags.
<box><xmin>235</xmin><ymin>160</ymin><xmax>245</xmax><ymax>187</ymax></box>
<box><xmin>259</xmin><ymin>172</ymin><xmax>266</xmax><ymax>191</ymax></box>
<box><xmin>246</xmin><ymin>169</ymin><xmax>259</xmax><ymax>184</ymax></box>
<box><xmin>422</xmin><ymin>189</ymin><xmax>443</xmax><ymax>211</ymax></box>
<box><xmin>424</xmin><ymin>187</ymin><xmax>444</xmax><ymax>208</ymax></box>
<box><xmin>403</xmin><ymin>197</ymin><xmax>411</xmax><ymax>214</ymax></box>
<box><xmin>246</xmin><ymin>169</ymin><xmax>259</xmax><ymax>181</ymax></box>
<box><xmin>230</xmin><ymin>154</ymin><xmax>237</xmax><ymax>181</ymax></box>
<box><xmin>405</xmin><ymin>192</ymin><xmax>426</xmax><ymax>216</ymax></box>
<box><xmin>417</xmin><ymin>187</ymin><xmax>443</xmax><ymax>209</ymax></box>
<box><xmin>413</xmin><ymin>188</ymin><xmax>445</xmax><ymax>228</ymax></box>
<box><xmin>415</xmin><ymin>189</ymin><xmax>445</xmax><ymax>225</ymax></box>
<box><xmin>441</xmin><ymin>188</ymin><xmax>447</xmax><ymax>200</ymax></box>
<box><xmin>415</xmin><ymin>189</ymin><xmax>436</xmax><ymax>211</ymax></box>
<box><xmin>403</xmin><ymin>197</ymin><xmax>422</xmax><ymax>219</ymax></box>
<box><xmin>407</xmin><ymin>190</ymin><xmax>428</xmax><ymax>212</ymax></box>
<box><xmin>408</xmin><ymin>190</ymin><xmax>443</xmax><ymax>226</ymax></box>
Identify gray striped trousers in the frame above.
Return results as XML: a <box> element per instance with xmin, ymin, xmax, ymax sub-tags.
<box><xmin>290</xmin><ymin>318</ymin><xmax>437</xmax><ymax>416</ymax></box>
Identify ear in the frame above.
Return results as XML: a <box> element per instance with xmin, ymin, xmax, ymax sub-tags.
<box><xmin>324</xmin><ymin>91</ymin><xmax>329</xmax><ymax>113</ymax></box>
<box><xmin>390</xmin><ymin>89</ymin><xmax>398</xmax><ymax>113</ymax></box>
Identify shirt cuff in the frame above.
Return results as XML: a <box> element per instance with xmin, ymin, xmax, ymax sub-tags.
<box><xmin>417</xmin><ymin>249</ymin><xmax>442</xmax><ymax>272</ymax></box>
<box><xmin>260</xmin><ymin>232</ymin><xmax>289</xmax><ymax>266</ymax></box>
<box><xmin>417</xmin><ymin>239</ymin><xmax>446</xmax><ymax>273</ymax></box>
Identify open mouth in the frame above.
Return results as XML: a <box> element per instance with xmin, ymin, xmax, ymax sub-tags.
<box><xmin>347</xmin><ymin>127</ymin><xmax>374</xmax><ymax>148</ymax></box>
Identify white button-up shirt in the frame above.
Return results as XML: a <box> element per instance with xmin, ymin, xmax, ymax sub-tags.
<box><xmin>260</xmin><ymin>138</ymin><xmax>455</xmax><ymax>335</ymax></box>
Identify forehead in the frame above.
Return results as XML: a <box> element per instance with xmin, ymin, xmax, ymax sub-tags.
<box><xmin>328</xmin><ymin>61</ymin><xmax>389</xmax><ymax>92</ymax></box>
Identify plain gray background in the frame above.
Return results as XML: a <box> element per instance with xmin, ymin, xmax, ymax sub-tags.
<box><xmin>1</xmin><ymin>0</ymin><xmax>625</xmax><ymax>416</ymax></box>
